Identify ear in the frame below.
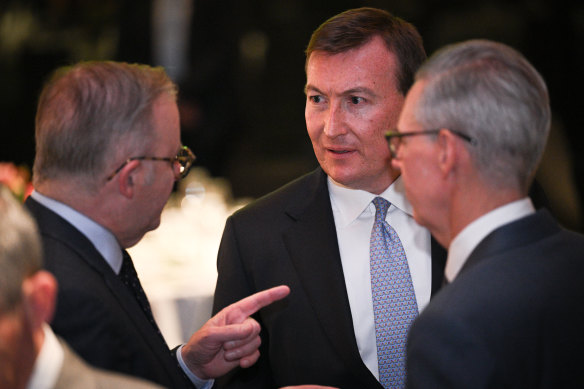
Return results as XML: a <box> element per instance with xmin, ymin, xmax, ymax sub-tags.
<box><xmin>436</xmin><ymin>129</ymin><xmax>460</xmax><ymax>178</ymax></box>
<box><xmin>21</xmin><ymin>271</ymin><xmax>58</xmax><ymax>329</ymax></box>
<box><xmin>115</xmin><ymin>160</ymin><xmax>141</xmax><ymax>199</ymax></box>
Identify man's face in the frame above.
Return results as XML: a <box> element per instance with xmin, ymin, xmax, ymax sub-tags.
<box><xmin>305</xmin><ymin>36</ymin><xmax>404</xmax><ymax>194</ymax></box>
<box><xmin>127</xmin><ymin>95</ymin><xmax>182</xmax><ymax>247</ymax></box>
<box><xmin>391</xmin><ymin>80</ymin><xmax>443</xmax><ymax>229</ymax></box>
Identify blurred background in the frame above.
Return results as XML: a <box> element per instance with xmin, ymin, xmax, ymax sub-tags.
<box><xmin>1</xmin><ymin>0</ymin><xmax>583</xmax><ymax>231</ymax></box>
<box><xmin>1</xmin><ymin>0</ymin><xmax>582</xmax><ymax>342</ymax></box>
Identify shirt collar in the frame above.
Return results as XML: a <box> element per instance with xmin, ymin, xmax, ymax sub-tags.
<box><xmin>328</xmin><ymin>175</ymin><xmax>413</xmax><ymax>227</ymax></box>
<box><xmin>27</xmin><ymin>324</ymin><xmax>64</xmax><ymax>389</ymax></box>
<box><xmin>30</xmin><ymin>190</ymin><xmax>124</xmax><ymax>274</ymax></box>
<box><xmin>446</xmin><ymin>197</ymin><xmax>535</xmax><ymax>282</ymax></box>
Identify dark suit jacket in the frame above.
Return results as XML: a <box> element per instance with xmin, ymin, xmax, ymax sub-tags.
<box><xmin>55</xmin><ymin>338</ymin><xmax>165</xmax><ymax>389</ymax></box>
<box><xmin>212</xmin><ymin>168</ymin><xmax>446</xmax><ymax>388</ymax></box>
<box><xmin>25</xmin><ymin>197</ymin><xmax>193</xmax><ymax>389</ymax></box>
<box><xmin>407</xmin><ymin>210</ymin><xmax>584</xmax><ymax>388</ymax></box>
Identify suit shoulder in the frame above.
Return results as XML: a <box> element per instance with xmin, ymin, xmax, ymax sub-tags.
<box><xmin>232</xmin><ymin>168</ymin><xmax>325</xmax><ymax>220</ymax></box>
<box><xmin>57</xmin><ymin>341</ymin><xmax>165</xmax><ymax>389</ymax></box>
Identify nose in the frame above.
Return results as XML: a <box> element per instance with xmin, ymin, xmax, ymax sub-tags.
<box><xmin>323</xmin><ymin>102</ymin><xmax>347</xmax><ymax>137</ymax></box>
<box><xmin>172</xmin><ymin>160</ymin><xmax>182</xmax><ymax>180</ymax></box>
<box><xmin>391</xmin><ymin>154</ymin><xmax>402</xmax><ymax>171</ymax></box>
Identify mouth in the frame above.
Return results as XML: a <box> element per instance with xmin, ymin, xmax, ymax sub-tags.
<box><xmin>326</xmin><ymin>147</ymin><xmax>354</xmax><ymax>155</ymax></box>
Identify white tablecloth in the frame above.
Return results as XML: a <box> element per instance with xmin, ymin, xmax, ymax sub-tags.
<box><xmin>149</xmin><ymin>289</ymin><xmax>214</xmax><ymax>347</ymax></box>
<box><xmin>128</xmin><ymin>169</ymin><xmax>250</xmax><ymax>346</ymax></box>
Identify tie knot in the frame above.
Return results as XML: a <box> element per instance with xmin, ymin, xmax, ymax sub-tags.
<box><xmin>372</xmin><ymin>196</ymin><xmax>390</xmax><ymax>222</ymax></box>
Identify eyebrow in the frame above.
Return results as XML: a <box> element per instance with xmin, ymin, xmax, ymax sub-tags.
<box><xmin>304</xmin><ymin>84</ymin><xmax>320</xmax><ymax>95</ymax></box>
<box><xmin>304</xmin><ymin>84</ymin><xmax>377</xmax><ymax>98</ymax></box>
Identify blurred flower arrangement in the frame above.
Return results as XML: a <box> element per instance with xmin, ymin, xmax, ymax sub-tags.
<box><xmin>0</xmin><ymin>162</ymin><xmax>33</xmax><ymax>201</ymax></box>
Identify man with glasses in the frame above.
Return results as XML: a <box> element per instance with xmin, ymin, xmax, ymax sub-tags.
<box><xmin>391</xmin><ymin>39</ymin><xmax>584</xmax><ymax>387</ymax></box>
<box><xmin>25</xmin><ymin>61</ymin><xmax>290</xmax><ymax>389</ymax></box>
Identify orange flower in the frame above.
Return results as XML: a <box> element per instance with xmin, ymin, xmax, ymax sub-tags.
<box><xmin>0</xmin><ymin>162</ymin><xmax>33</xmax><ymax>201</ymax></box>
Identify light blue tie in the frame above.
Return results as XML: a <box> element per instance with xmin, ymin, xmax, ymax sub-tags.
<box><xmin>370</xmin><ymin>197</ymin><xmax>418</xmax><ymax>388</ymax></box>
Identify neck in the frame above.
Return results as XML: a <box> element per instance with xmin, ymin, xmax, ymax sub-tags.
<box><xmin>447</xmin><ymin>184</ymin><xmax>524</xmax><ymax>247</ymax></box>
<box><xmin>34</xmin><ymin>179</ymin><xmax>125</xmax><ymax>244</ymax></box>
<box><xmin>36</xmin><ymin>179</ymin><xmax>100</xmax><ymax>216</ymax></box>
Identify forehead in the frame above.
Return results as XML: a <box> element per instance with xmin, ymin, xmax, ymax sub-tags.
<box><xmin>398</xmin><ymin>80</ymin><xmax>426</xmax><ymax>130</ymax></box>
<box><xmin>306</xmin><ymin>36</ymin><xmax>400</xmax><ymax>93</ymax></box>
<box><xmin>150</xmin><ymin>95</ymin><xmax>180</xmax><ymax>142</ymax></box>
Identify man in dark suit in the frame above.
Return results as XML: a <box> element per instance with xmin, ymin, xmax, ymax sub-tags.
<box><xmin>24</xmin><ymin>61</ymin><xmax>290</xmax><ymax>389</ymax></box>
<box><xmin>212</xmin><ymin>8</ymin><xmax>446</xmax><ymax>388</ymax></box>
<box><xmin>0</xmin><ymin>185</ymin><xmax>165</xmax><ymax>389</ymax></box>
<box><xmin>388</xmin><ymin>39</ymin><xmax>584</xmax><ymax>388</ymax></box>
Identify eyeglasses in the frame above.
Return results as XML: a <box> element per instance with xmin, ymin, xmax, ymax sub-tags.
<box><xmin>106</xmin><ymin>145</ymin><xmax>196</xmax><ymax>181</ymax></box>
<box><xmin>385</xmin><ymin>129</ymin><xmax>477</xmax><ymax>158</ymax></box>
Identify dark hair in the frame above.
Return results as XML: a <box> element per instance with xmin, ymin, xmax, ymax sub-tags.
<box><xmin>305</xmin><ymin>7</ymin><xmax>426</xmax><ymax>95</ymax></box>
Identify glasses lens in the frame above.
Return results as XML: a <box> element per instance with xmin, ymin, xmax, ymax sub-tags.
<box><xmin>392</xmin><ymin>137</ymin><xmax>400</xmax><ymax>155</ymax></box>
<box><xmin>386</xmin><ymin>134</ymin><xmax>399</xmax><ymax>158</ymax></box>
<box><xmin>176</xmin><ymin>146</ymin><xmax>195</xmax><ymax>179</ymax></box>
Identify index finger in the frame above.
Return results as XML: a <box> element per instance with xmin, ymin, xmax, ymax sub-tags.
<box><xmin>226</xmin><ymin>285</ymin><xmax>290</xmax><ymax>323</ymax></box>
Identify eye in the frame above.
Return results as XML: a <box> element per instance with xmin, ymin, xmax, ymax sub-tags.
<box><xmin>309</xmin><ymin>95</ymin><xmax>324</xmax><ymax>104</ymax></box>
<box><xmin>349</xmin><ymin>96</ymin><xmax>364</xmax><ymax>105</ymax></box>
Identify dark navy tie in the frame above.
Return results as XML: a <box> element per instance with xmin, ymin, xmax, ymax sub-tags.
<box><xmin>120</xmin><ymin>250</ymin><xmax>168</xmax><ymax>346</ymax></box>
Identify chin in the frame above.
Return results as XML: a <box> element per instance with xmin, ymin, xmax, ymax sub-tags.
<box><xmin>325</xmin><ymin>167</ymin><xmax>357</xmax><ymax>187</ymax></box>
<box><xmin>411</xmin><ymin>211</ymin><xmax>425</xmax><ymax>227</ymax></box>
<box><xmin>148</xmin><ymin>218</ymin><xmax>162</xmax><ymax>232</ymax></box>
<box><xmin>407</xmin><ymin>197</ymin><xmax>422</xmax><ymax>221</ymax></box>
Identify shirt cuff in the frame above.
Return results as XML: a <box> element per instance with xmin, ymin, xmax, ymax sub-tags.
<box><xmin>176</xmin><ymin>344</ymin><xmax>215</xmax><ymax>389</ymax></box>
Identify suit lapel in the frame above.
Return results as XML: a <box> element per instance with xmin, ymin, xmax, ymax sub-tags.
<box><xmin>282</xmin><ymin>169</ymin><xmax>382</xmax><ymax>386</ymax></box>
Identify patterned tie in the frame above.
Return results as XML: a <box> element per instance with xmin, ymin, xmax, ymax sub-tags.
<box><xmin>370</xmin><ymin>197</ymin><xmax>418</xmax><ymax>388</ymax></box>
<box><xmin>120</xmin><ymin>250</ymin><xmax>168</xmax><ymax>347</ymax></box>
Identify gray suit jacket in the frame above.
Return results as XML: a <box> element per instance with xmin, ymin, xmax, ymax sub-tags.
<box><xmin>54</xmin><ymin>339</ymin><xmax>165</xmax><ymax>389</ymax></box>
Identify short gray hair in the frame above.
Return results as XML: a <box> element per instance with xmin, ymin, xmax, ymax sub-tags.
<box><xmin>33</xmin><ymin>61</ymin><xmax>178</xmax><ymax>190</ymax></box>
<box><xmin>414</xmin><ymin>39</ymin><xmax>550</xmax><ymax>192</ymax></box>
<box><xmin>0</xmin><ymin>186</ymin><xmax>42</xmax><ymax>312</ymax></box>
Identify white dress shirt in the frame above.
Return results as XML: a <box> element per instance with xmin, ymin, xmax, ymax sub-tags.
<box><xmin>29</xmin><ymin>190</ymin><xmax>212</xmax><ymax>389</ymax></box>
<box><xmin>27</xmin><ymin>324</ymin><xmax>64</xmax><ymax>389</ymax></box>
<box><xmin>446</xmin><ymin>198</ymin><xmax>535</xmax><ymax>282</ymax></box>
<box><xmin>328</xmin><ymin>176</ymin><xmax>432</xmax><ymax>379</ymax></box>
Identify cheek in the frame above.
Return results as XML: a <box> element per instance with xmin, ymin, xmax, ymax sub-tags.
<box><xmin>305</xmin><ymin>111</ymin><xmax>321</xmax><ymax>142</ymax></box>
<box><xmin>401</xmin><ymin>157</ymin><xmax>424</xmax><ymax>196</ymax></box>
<box><xmin>361</xmin><ymin>127</ymin><xmax>391</xmax><ymax>160</ymax></box>
<box><xmin>405</xmin><ymin>157</ymin><xmax>440</xmax><ymax>206</ymax></box>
